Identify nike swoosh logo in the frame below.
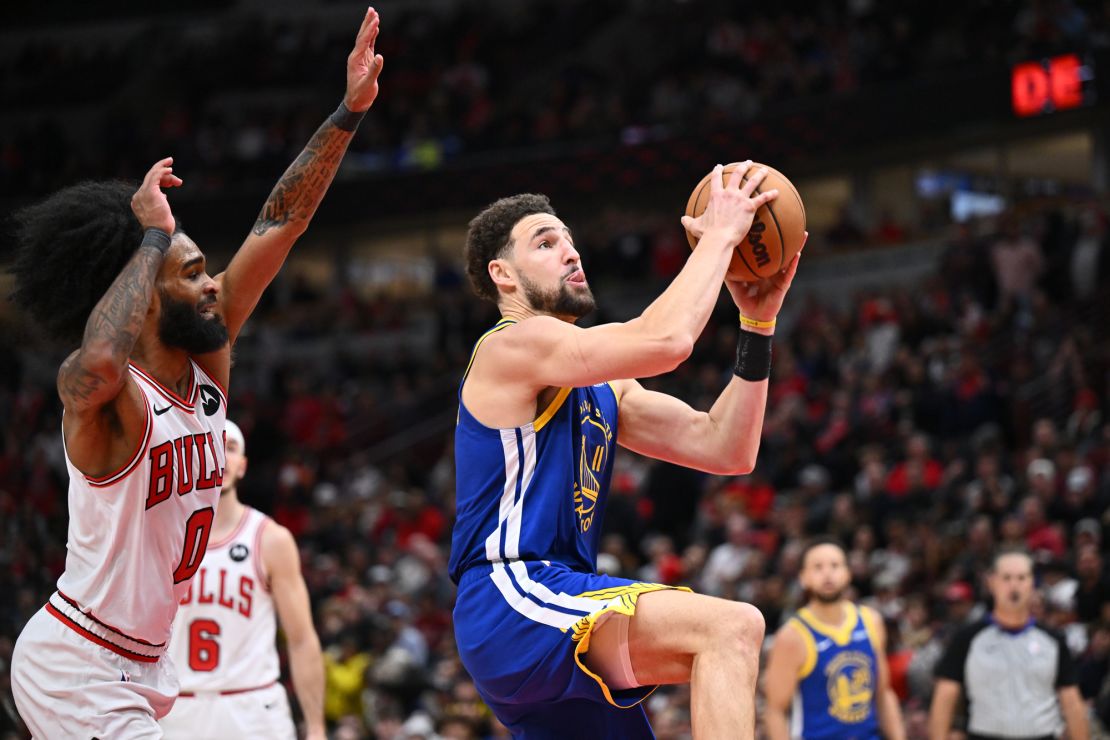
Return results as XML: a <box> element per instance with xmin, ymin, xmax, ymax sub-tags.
<box><xmin>264</xmin><ymin>702</ymin><xmax>275</xmax><ymax>710</ymax></box>
<box><xmin>153</xmin><ymin>405</ymin><xmax>172</xmax><ymax>416</ymax></box>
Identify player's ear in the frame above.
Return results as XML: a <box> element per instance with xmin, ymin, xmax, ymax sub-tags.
<box><xmin>148</xmin><ymin>284</ymin><xmax>163</xmax><ymax>319</ymax></box>
<box><xmin>488</xmin><ymin>259</ymin><xmax>515</xmax><ymax>290</ymax></box>
<box><xmin>239</xmin><ymin>456</ymin><xmax>248</xmax><ymax>481</ymax></box>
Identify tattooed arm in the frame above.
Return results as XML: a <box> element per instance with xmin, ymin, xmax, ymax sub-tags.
<box><xmin>59</xmin><ymin>158</ymin><xmax>181</xmax><ymax>475</ymax></box>
<box><xmin>216</xmin><ymin>7</ymin><xmax>384</xmax><ymax>344</ymax></box>
<box><xmin>58</xmin><ymin>157</ymin><xmax>180</xmax><ymax>416</ymax></box>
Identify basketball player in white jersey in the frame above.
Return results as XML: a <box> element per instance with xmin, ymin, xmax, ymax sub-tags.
<box><xmin>160</xmin><ymin>421</ymin><xmax>325</xmax><ymax>740</ymax></box>
<box><xmin>7</xmin><ymin>9</ymin><xmax>384</xmax><ymax>737</ymax></box>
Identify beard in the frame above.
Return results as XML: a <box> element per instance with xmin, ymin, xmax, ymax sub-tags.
<box><xmin>519</xmin><ymin>272</ymin><xmax>596</xmax><ymax>318</ymax></box>
<box><xmin>811</xmin><ymin>587</ymin><xmax>846</xmax><ymax>604</ymax></box>
<box><xmin>158</xmin><ymin>291</ymin><xmax>228</xmax><ymax>354</ymax></box>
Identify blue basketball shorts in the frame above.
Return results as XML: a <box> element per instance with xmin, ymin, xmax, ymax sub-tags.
<box><xmin>453</xmin><ymin>560</ymin><xmax>687</xmax><ymax>739</ymax></box>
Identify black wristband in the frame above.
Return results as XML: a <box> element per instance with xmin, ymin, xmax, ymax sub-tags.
<box><xmin>733</xmin><ymin>330</ymin><xmax>772</xmax><ymax>381</ymax></box>
<box><xmin>141</xmin><ymin>228</ymin><xmax>172</xmax><ymax>256</ymax></box>
<box><xmin>330</xmin><ymin>101</ymin><xmax>366</xmax><ymax>132</ymax></box>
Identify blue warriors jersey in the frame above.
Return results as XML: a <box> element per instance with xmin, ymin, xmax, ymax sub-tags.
<box><xmin>450</xmin><ymin>318</ymin><xmax>680</xmax><ymax>738</ymax></box>
<box><xmin>449</xmin><ymin>318</ymin><xmax>620</xmax><ymax>583</ymax></box>
<box><xmin>788</xmin><ymin>603</ymin><xmax>881</xmax><ymax>740</ymax></box>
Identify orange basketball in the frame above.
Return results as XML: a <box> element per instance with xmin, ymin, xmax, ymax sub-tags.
<box><xmin>684</xmin><ymin>162</ymin><xmax>806</xmax><ymax>282</ymax></box>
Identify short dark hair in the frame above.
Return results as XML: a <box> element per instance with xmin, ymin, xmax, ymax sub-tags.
<box><xmin>800</xmin><ymin>536</ymin><xmax>847</xmax><ymax>569</ymax></box>
<box><xmin>8</xmin><ymin>180</ymin><xmax>145</xmax><ymax>343</ymax></box>
<box><xmin>464</xmin><ymin>193</ymin><xmax>555</xmax><ymax>303</ymax></box>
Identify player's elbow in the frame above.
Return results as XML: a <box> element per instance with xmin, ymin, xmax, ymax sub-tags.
<box><xmin>712</xmin><ymin>458</ymin><xmax>755</xmax><ymax>477</ymax></box>
<box><xmin>719</xmin><ymin>442</ymin><xmax>758</xmax><ymax>476</ymax></box>
<box><xmin>652</xmin><ymin>331</ymin><xmax>694</xmax><ymax>372</ymax></box>
<box><xmin>721</xmin><ymin>459</ymin><xmax>756</xmax><ymax>476</ymax></box>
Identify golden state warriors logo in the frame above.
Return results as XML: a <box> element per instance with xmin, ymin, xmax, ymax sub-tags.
<box><xmin>573</xmin><ymin>398</ymin><xmax>613</xmax><ymax>534</ymax></box>
<box><xmin>825</xmin><ymin>651</ymin><xmax>874</xmax><ymax>723</ymax></box>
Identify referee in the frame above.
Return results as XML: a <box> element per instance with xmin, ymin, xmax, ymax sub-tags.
<box><xmin>928</xmin><ymin>547</ymin><xmax>1088</xmax><ymax>740</ymax></box>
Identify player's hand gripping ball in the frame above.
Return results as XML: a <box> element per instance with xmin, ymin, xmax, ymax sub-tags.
<box><xmin>684</xmin><ymin>162</ymin><xmax>806</xmax><ymax>282</ymax></box>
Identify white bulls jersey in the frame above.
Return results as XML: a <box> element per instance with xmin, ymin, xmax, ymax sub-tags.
<box><xmin>53</xmin><ymin>359</ymin><xmax>227</xmax><ymax>657</ymax></box>
<box><xmin>169</xmin><ymin>506</ymin><xmax>279</xmax><ymax>692</ymax></box>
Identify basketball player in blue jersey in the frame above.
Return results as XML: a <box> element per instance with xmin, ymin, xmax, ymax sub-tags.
<box><xmin>763</xmin><ymin>539</ymin><xmax>905</xmax><ymax>740</ymax></box>
<box><xmin>452</xmin><ymin>163</ymin><xmax>802</xmax><ymax>738</ymax></box>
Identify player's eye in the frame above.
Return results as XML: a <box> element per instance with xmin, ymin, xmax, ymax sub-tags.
<box><xmin>539</xmin><ymin>241</ymin><xmax>551</xmax><ymax>249</ymax></box>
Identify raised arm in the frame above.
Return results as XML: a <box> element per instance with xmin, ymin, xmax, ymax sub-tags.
<box><xmin>612</xmin><ymin>233</ymin><xmax>802</xmax><ymax>474</ymax></box>
<box><xmin>59</xmin><ymin>159</ymin><xmax>181</xmax><ymax>475</ymax></box>
<box><xmin>216</xmin><ymin>7</ymin><xmax>385</xmax><ymax>344</ymax></box>
<box><xmin>482</xmin><ymin>164</ymin><xmax>778</xmax><ymax>389</ymax></box>
<box><xmin>264</xmin><ymin>523</ymin><xmax>326</xmax><ymax>740</ymax></box>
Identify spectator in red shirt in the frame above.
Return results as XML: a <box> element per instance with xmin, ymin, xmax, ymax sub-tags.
<box><xmin>886</xmin><ymin>433</ymin><xmax>943</xmax><ymax>497</ymax></box>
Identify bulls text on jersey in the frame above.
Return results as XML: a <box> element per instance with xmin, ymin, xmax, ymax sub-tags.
<box><xmin>179</xmin><ymin>566</ymin><xmax>254</xmax><ymax>618</ymax></box>
<box><xmin>146</xmin><ymin>431</ymin><xmax>225</xmax><ymax>510</ymax></box>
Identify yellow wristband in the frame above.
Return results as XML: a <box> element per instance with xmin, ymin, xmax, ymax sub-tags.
<box><xmin>739</xmin><ymin>314</ymin><xmax>776</xmax><ymax>329</ymax></box>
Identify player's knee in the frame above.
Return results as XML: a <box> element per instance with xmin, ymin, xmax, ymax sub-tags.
<box><xmin>711</xmin><ymin>602</ymin><xmax>765</xmax><ymax>656</ymax></box>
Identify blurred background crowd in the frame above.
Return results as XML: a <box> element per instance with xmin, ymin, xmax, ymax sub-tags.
<box><xmin>5</xmin><ymin>0</ymin><xmax>1110</xmax><ymax>200</ymax></box>
<box><xmin>3</xmin><ymin>1</ymin><xmax>1110</xmax><ymax>739</ymax></box>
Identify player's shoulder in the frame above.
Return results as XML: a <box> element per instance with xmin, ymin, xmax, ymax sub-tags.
<box><xmin>773</xmin><ymin>614</ymin><xmax>809</xmax><ymax>644</ymax></box>
<box><xmin>857</xmin><ymin>603</ymin><xmax>882</xmax><ymax>628</ymax></box>
<box><xmin>245</xmin><ymin>504</ymin><xmax>277</xmax><ymax>526</ymax></box>
<box><xmin>257</xmin><ymin>513</ymin><xmax>297</xmax><ymax>558</ymax></box>
<box><xmin>482</xmin><ymin>315</ymin><xmax>563</xmax><ymax>345</ymax></box>
<box><xmin>253</xmin><ymin>509</ymin><xmax>290</xmax><ymax>542</ymax></box>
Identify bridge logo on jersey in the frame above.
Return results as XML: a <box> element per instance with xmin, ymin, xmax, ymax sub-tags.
<box><xmin>199</xmin><ymin>384</ymin><xmax>222</xmax><ymax>416</ymax></box>
<box><xmin>572</xmin><ymin>398</ymin><xmax>613</xmax><ymax>534</ymax></box>
<box><xmin>229</xmin><ymin>543</ymin><xmax>249</xmax><ymax>562</ymax></box>
<box><xmin>824</xmin><ymin>650</ymin><xmax>874</xmax><ymax>723</ymax></box>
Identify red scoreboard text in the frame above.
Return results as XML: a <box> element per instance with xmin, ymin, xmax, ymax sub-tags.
<box><xmin>1012</xmin><ymin>54</ymin><xmax>1092</xmax><ymax>117</ymax></box>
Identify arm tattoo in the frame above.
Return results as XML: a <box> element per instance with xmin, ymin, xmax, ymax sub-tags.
<box><xmin>252</xmin><ymin>119</ymin><xmax>354</xmax><ymax>236</ymax></box>
<box><xmin>59</xmin><ymin>246</ymin><xmax>163</xmax><ymax>407</ymax></box>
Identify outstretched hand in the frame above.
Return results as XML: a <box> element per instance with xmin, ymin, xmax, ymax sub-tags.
<box><xmin>131</xmin><ymin>157</ymin><xmax>182</xmax><ymax>234</ymax></box>
<box><xmin>344</xmin><ymin>7</ymin><xmax>384</xmax><ymax>112</ymax></box>
<box><xmin>725</xmin><ymin>232</ymin><xmax>807</xmax><ymax>324</ymax></box>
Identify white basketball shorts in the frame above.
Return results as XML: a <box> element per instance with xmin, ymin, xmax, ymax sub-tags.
<box><xmin>159</xmin><ymin>681</ymin><xmax>295</xmax><ymax>740</ymax></box>
<box><xmin>11</xmin><ymin>605</ymin><xmax>178</xmax><ymax>739</ymax></box>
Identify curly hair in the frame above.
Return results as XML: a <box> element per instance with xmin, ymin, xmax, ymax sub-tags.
<box><xmin>464</xmin><ymin>193</ymin><xmax>555</xmax><ymax>303</ymax></box>
<box><xmin>8</xmin><ymin>181</ymin><xmax>146</xmax><ymax>343</ymax></box>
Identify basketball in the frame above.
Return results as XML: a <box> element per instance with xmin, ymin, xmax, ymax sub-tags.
<box><xmin>684</xmin><ymin>162</ymin><xmax>807</xmax><ymax>282</ymax></box>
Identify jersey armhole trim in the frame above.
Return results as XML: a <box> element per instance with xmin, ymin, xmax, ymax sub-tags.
<box><xmin>461</xmin><ymin>318</ymin><xmax>517</xmax><ymax>385</ymax></box>
<box><xmin>85</xmin><ymin>382</ymin><xmax>153</xmax><ymax>487</ymax></box>
<box><xmin>789</xmin><ymin>618</ymin><xmax>819</xmax><ymax>679</ymax></box>
<box><xmin>860</xmin><ymin>606</ymin><xmax>883</xmax><ymax>654</ymax></box>
<box><xmin>253</xmin><ymin>516</ymin><xmax>271</xmax><ymax>592</ymax></box>
<box><xmin>533</xmin><ymin>386</ymin><xmax>572</xmax><ymax>431</ymax></box>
